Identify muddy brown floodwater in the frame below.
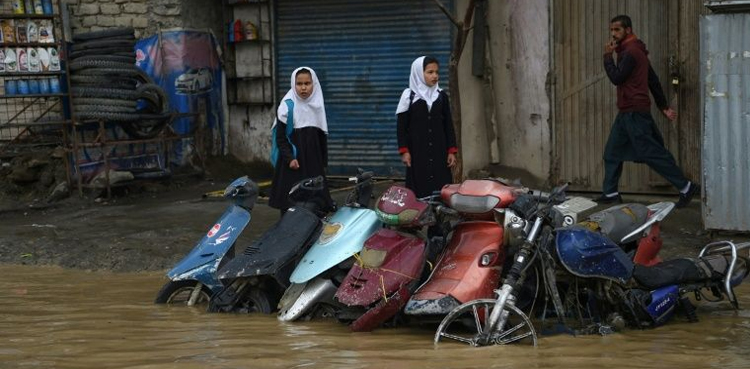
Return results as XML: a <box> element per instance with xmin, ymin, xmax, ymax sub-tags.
<box><xmin>2</xmin><ymin>265</ymin><xmax>750</xmax><ymax>369</ymax></box>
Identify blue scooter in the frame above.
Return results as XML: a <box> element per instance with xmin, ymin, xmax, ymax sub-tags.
<box><xmin>154</xmin><ymin>176</ymin><xmax>259</xmax><ymax>306</ymax></box>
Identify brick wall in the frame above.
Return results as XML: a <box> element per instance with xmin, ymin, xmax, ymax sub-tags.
<box><xmin>63</xmin><ymin>0</ymin><xmax>220</xmax><ymax>39</ymax></box>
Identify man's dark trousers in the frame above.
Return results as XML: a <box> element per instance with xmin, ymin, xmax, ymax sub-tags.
<box><xmin>602</xmin><ymin>111</ymin><xmax>688</xmax><ymax>194</ymax></box>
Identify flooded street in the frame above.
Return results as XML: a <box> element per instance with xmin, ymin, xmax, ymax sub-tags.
<box><xmin>3</xmin><ymin>265</ymin><xmax>750</xmax><ymax>368</ymax></box>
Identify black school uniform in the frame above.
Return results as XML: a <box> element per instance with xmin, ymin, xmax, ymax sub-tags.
<box><xmin>268</xmin><ymin>122</ymin><xmax>333</xmax><ymax>210</ymax></box>
<box><xmin>397</xmin><ymin>90</ymin><xmax>457</xmax><ymax>198</ymax></box>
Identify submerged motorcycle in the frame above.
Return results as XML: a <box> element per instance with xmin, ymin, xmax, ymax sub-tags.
<box><xmin>333</xmin><ymin>185</ymin><xmax>451</xmax><ymax>332</ymax></box>
<box><xmin>154</xmin><ymin>176</ymin><xmax>259</xmax><ymax>307</ymax></box>
<box><xmin>277</xmin><ymin>170</ymin><xmax>382</xmax><ymax>321</ymax></box>
<box><xmin>404</xmin><ymin>179</ymin><xmax>527</xmax><ymax>318</ymax></box>
<box><xmin>208</xmin><ymin>176</ymin><xmax>335</xmax><ymax>314</ymax></box>
<box><xmin>434</xmin><ymin>184</ymin><xmax>750</xmax><ymax>346</ymax></box>
<box><xmin>406</xmin><ymin>177</ymin><xmax>678</xmax><ymax>321</ymax></box>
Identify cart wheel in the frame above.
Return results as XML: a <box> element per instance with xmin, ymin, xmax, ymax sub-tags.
<box><xmin>434</xmin><ymin>299</ymin><xmax>537</xmax><ymax>347</ymax></box>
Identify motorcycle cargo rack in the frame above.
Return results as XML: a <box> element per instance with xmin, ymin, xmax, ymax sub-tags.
<box><xmin>698</xmin><ymin>241</ymin><xmax>750</xmax><ymax>309</ymax></box>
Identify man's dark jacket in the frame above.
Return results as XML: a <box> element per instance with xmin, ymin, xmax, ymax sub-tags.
<box><xmin>603</xmin><ymin>35</ymin><xmax>668</xmax><ymax>113</ymax></box>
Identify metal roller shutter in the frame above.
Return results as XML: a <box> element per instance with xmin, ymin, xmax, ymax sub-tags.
<box><xmin>276</xmin><ymin>0</ymin><xmax>453</xmax><ymax>176</ymax></box>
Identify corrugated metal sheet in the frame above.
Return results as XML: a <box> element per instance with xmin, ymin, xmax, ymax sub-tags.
<box><xmin>676</xmin><ymin>0</ymin><xmax>711</xmax><ymax>188</ymax></box>
<box><xmin>552</xmin><ymin>0</ymin><xmax>703</xmax><ymax>193</ymax></box>
<box><xmin>275</xmin><ymin>0</ymin><xmax>453</xmax><ymax>176</ymax></box>
<box><xmin>700</xmin><ymin>14</ymin><xmax>750</xmax><ymax>232</ymax></box>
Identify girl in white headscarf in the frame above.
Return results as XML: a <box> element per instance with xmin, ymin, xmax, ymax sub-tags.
<box><xmin>396</xmin><ymin>56</ymin><xmax>457</xmax><ymax>198</ymax></box>
<box><xmin>269</xmin><ymin>67</ymin><xmax>333</xmax><ymax>212</ymax></box>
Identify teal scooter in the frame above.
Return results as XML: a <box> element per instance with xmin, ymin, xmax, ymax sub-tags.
<box><xmin>277</xmin><ymin>170</ymin><xmax>382</xmax><ymax>321</ymax></box>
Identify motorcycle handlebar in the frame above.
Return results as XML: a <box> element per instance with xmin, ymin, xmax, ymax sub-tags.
<box><xmin>435</xmin><ymin>205</ymin><xmax>459</xmax><ymax>216</ymax></box>
<box><xmin>349</xmin><ymin>169</ymin><xmax>374</xmax><ymax>183</ymax></box>
<box><xmin>528</xmin><ymin>182</ymin><xmax>570</xmax><ymax>203</ymax></box>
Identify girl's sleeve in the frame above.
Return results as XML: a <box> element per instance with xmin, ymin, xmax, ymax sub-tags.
<box><xmin>442</xmin><ymin>92</ymin><xmax>458</xmax><ymax>154</ymax></box>
<box><xmin>319</xmin><ymin>129</ymin><xmax>328</xmax><ymax>168</ymax></box>
<box><xmin>397</xmin><ymin>112</ymin><xmax>409</xmax><ymax>154</ymax></box>
<box><xmin>275</xmin><ymin>119</ymin><xmax>295</xmax><ymax>165</ymax></box>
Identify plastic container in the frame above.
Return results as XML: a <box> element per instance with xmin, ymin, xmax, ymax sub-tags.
<box><xmin>17</xmin><ymin>79</ymin><xmax>30</xmax><ymax>94</ymax></box>
<box><xmin>5</xmin><ymin>80</ymin><xmax>18</xmax><ymax>95</ymax></box>
<box><xmin>245</xmin><ymin>22</ymin><xmax>258</xmax><ymax>40</ymax></box>
<box><xmin>38</xmin><ymin>77</ymin><xmax>50</xmax><ymax>94</ymax></box>
<box><xmin>49</xmin><ymin>77</ymin><xmax>60</xmax><ymax>93</ymax></box>
<box><xmin>233</xmin><ymin>20</ymin><xmax>243</xmax><ymax>42</ymax></box>
<box><xmin>12</xmin><ymin>0</ymin><xmax>25</xmax><ymax>14</ymax></box>
<box><xmin>28</xmin><ymin>78</ymin><xmax>40</xmax><ymax>94</ymax></box>
<box><xmin>42</xmin><ymin>0</ymin><xmax>53</xmax><ymax>15</ymax></box>
<box><xmin>33</xmin><ymin>0</ymin><xmax>44</xmax><ymax>15</ymax></box>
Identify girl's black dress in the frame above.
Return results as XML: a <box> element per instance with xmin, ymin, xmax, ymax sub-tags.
<box><xmin>397</xmin><ymin>90</ymin><xmax>457</xmax><ymax>198</ymax></box>
<box><xmin>268</xmin><ymin>122</ymin><xmax>333</xmax><ymax>210</ymax></box>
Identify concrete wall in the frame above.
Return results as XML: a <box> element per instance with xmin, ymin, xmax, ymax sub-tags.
<box><xmin>455</xmin><ymin>0</ymin><xmax>492</xmax><ymax>178</ymax></box>
<box><xmin>437</xmin><ymin>0</ymin><xmax>552</xmax><ymax>183</ymax></box>
<box><xmin>64</xmin><ymin>0</ymin><xmax>222</xmax><ymax>39</ymax></box>
<box><xmin>227</xmin><ymin>105</ymin><xmax>275</xmax><ymax>163</ymax></box>
<box><xmin>484</xmin><ymin>0</ymin><xmax>551</xmax><ymax>183</ymax></box>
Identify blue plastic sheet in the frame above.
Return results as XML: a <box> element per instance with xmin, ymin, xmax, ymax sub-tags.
<box><xmin>135</xmin><ymin>30</ymin><xmax>225</xmax><ymax>164</ymax></box>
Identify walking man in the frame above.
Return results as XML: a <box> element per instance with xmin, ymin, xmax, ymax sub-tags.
<box><xmin>596</xmin><ymin>15</ymin><xmax>699</xmax><ymax>208</ymax></box>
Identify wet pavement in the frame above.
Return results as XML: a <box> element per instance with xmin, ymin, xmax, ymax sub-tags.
<box><xmin>0</xmin><ymin>176</ymin><xmax>744</xmax><ymax>272</ymax></box>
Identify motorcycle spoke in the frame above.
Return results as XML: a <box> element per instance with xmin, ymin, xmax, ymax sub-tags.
<box><xmin>439</xmin><ymin>332</ymin><xmax>476</xmax><ymax>345</ymax></box>
<box><xmin>472</xmin><ymin>305</ymin><xmax>484</xmax><ymax>334</ymax></box>
<box><xmin>495</xmin><ymin>321</ymin><xmax>526</xmax><ymax>340</ymax></box>
<box><xmin>496</xmin><ymin>331</ymin><xmax>534</xmax><ymax>345</ymax></box>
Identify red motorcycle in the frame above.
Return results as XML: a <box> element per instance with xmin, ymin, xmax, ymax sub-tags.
<box><xmin>404</xmin><ymin>179</ymin><xmax>527</xmax><ymax>317</ymax></box>
<box><xmin>333</xmin><ymin>185</ymin><xmax>447</xmax><ymax>332</ymax></box>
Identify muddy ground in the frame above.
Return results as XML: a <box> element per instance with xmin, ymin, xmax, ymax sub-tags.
<box><xmin>0</xmin><ymin>157</ymin><xmax>747</xmax><ymax>273</ymax></box>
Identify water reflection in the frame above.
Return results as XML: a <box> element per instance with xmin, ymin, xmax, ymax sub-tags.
<box><xmin>1</xmin><ymin>265</ymin><xmax>750</xmax><ymax>368</ymax></box>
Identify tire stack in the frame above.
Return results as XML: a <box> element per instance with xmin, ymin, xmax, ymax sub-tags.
<box><xmin>69</xmin><ymin>27</ymin><xmax>171</xmax><ymax>139</ymax></box>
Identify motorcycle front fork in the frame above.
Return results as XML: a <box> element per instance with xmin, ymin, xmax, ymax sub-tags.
<box><xmin>187</xmin><ymin>282</ymin><xmax>205</xmax><ymax>306</ymax></box>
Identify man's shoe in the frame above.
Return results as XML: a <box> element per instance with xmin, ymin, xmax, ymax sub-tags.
<box><xmin>594</xmin><ymin>194</ymin><xmax>623</xmax><ymax>204</ymax></box>
<box><xmin>676</xmin><ymin>183</ymin><xmax>700</xmax><ymax>209</ymax></box>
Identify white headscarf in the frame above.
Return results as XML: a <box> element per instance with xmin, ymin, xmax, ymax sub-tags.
<box><xmin>395</xmin><ymin>56</ymin><xmax>441</xmax><ymax>114</ymax></box>
<box><xmin>274</xmin><ymin>66</ymin><xmax>328</xmax><ymax>133</ymax></box>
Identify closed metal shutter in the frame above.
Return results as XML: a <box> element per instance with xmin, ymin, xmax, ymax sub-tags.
<box><xmin>276</xmin><ymin>0</ymin><xmax>453</xmax><ymax>176</ymax></box>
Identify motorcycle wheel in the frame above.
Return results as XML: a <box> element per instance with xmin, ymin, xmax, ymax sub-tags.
<box><xmin>154</xmin><ymin>280</ymin><xmax>212</xmax><ymax>307</ymax></box>
<box><xmin>434</xmin><ymin>299</ymin><xmax>537</xmax><ymax>346</ymax></box>
<box><xmin>306</xmin><ymin>303</ymin><xmax>338</xmax><ymax>321</ymax></box>
<box><xmin>235</xmin><ymin>288</ymin><xmax>273</xmax><ymax>314</ymax></box>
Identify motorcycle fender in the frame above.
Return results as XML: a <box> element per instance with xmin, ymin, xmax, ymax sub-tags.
<box><xmin>168</xmin><ymin>204</ymin><xmax>251</xmax><ymax>280</ymax></box>
<box><xmin>277</xmin><ymin>278</ymin><xmax>338</xmax><ymax>322</ymax></box>
<box><xmin>335</xmin><ymin>229</ymin><xmax>425</xmax><ymax>307</ymax></box>
<box><xmin>171</xmin><ymin>261</ymin><xmax>224</xmax><ymax>294</ymax></box>
<box><xmin>350</xmin><ymin>285</ymin><xmax>411</xmax><ymax>332</ymax></box>
<box><xmin>290</xmin><ymin>207</ymin><xmax>381</xmax><ymax>284</ymax></box>
<box><xmin>411</xmin><ymin>221</ymin><xmax>504</xmax><ymax>304</ymax></box>
<box><xmin>633</xmin><ymin>222</ymin><xmax>663</xmax><ymax>266</ymax></box>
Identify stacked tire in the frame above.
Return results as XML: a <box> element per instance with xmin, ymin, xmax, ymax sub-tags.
<box><xmin>69</xmin><ymin>27</ymin><xmax>171</xmax><ymax>139</ymax></box>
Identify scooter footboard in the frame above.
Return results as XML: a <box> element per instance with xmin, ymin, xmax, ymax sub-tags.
<box><xmin>277</xmin><ymin>278</ymin><xmax>338</xmax><ymax>322</ymax></box>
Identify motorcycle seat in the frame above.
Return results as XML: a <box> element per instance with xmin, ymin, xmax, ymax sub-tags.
<box><xmin>216</xmin><ymin>207</ymin><xmax>322</xmax><ymax>280</ymax></box>
<box><xmin>632</xmin><ymin>254</ymin><xmax>742</xmax><ymax>290</ymax></box>
<box><xmin>578</xmin><ymin>204</ymin><xmax>649</xmax><ymax>244</ymax></box>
